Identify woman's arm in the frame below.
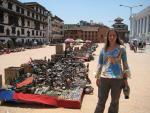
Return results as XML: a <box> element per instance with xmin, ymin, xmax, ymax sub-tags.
<box><xmin>121</xmin><ymin>48</ymin><xmax>131</xmax><ymax>79</ymax></box>
<box><xmin>95</xmin><ymin>50</ymin><xmax>104</xmax><ymax>79</ymax></box>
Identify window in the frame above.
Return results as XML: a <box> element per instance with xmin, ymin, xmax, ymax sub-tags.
<box><xmin>27</xmin><ymin>11</ymin><xmax>30</xmax><ymax>16</ymax></box>
<box><xmin>61</xmin><ymin>31</ymin><xmax>63</xmax><ymax>35</ymax></box>
<box><xmin>32</xmin><ymin>13</ymin><xmax>34</xmax><ymax>18</ymax></box>
<box><xmin>0</xmin><ymin>0</ymin><xmax>3</xmax><ymax>6</ymax></box>
<box><xmin>8</xmin><ymin>15</ymin><xmax>18</xmax><ymax>26</ymax></box>
<box><xmin>36</xmin><ymin>7</ymin><xmax>38</xmax><ymax>12</ymax></box>
<box><xmin>21</xmin><ymin>8</ymin><xmax>24</xmax><ymax>14</ymax></box>
<box><xmin>27</xmin><ymin>31</ymin><xmax>30</xmax><ymax>36</ymax></box>
<box><xmin>0</xmin><ymin>11</ymin><xmax>4</xmax><ymax>23</ymax></box>
<box><xmin>32</xmin><ymin>30</ymin><xmax>34</xmax><ymax>35</ymax></box>
<box><xmin>36</xmin><ymin>14</ymin><xmax>38</xmax><ymax>20</ymax></box>
<box><xmin>12</xmin><ymin>27</ymin><xmax>16</xmax><ymax>34</ymax></box>
<box><xmin>21</xmin><ymin>39</ymin><xmax>24</xmax><ymax>43</ymax></box>
<box><xmin>8</xmin><ymin>2</ymin><xmax>12</xmax><ymax>10</ymax></box>
<box><xmin>40</xmin><ymin>32</ymin><xmax>42</xmax><ymax>36</ymax></box>
<box><xmin>16</xmin><ymin>6</ymin><xmax>20</xmax><ymax>13</ymax></box>
<box><xmin>35</xmin><ymin>21</ymin><xmax>40</xmax><ymax>30</ymax></box>
<box><xmin>6</xmin><ymin>29</ymin><xmax>10</xmax><ymax>35</ymax></box>
<box><xmin>36</xmin><ymin>31</ymin><xmax>38</xmax><ymax>36</ymax></box>
<box><xmin>21</xmin><ymin>29</ymin><xmax>24</xmax><ymax>35</ymax></box>
<box><xmin>27</xmin><ymin>21</ymin><xmax>30</xmax><ymax>26</ymax></box>
<box><xmin>0</xmin><ymin>25</ymin><xmax>4</xmax><ymax>33</ymax></box>
<box><xmin>21</xmin><ymin>17</ymin><xmax>25</xmax><ymax>26</ymax></box>
<box><xmin>17</xmin><ymin>30</ymin><xmax>20</xmax><ymax>36</ymax></box>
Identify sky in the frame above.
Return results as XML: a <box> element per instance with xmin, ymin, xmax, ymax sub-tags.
<box><xmin>20</xmin><ymin>0</ymin><xmax>150</xmax><ymax>27</ymax></box>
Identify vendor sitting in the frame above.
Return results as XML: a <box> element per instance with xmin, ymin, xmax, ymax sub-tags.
<box><xmin>65</xmin><ymin>43</ymin><xmax>73</xmax><ymax>57</ymax></box>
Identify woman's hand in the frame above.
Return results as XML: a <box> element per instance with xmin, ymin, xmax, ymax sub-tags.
<box><xmin>96</xmin><ymin>78</ymin><xmax>100</xmax><ymax>87</ymax></box>
<box><xmin>123</xmin><ymin>79</ymin><xmax>129</xmax><ymax>86</ymax></box>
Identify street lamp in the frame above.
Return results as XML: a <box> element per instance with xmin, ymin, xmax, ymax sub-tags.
<box><xmin>120</xmin><ymin>4</ymin><xmax>143</xmax><ymax>17</ymax></box>
<box><xmin>119</xmin><ymin>4</ymin><xmax>143</xmax><ymax>38</ymax></box>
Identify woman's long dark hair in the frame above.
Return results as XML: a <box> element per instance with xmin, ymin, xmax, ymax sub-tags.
<box><xmin>104</xmin><ymin>29</ymin><xmax>124</xmax><ymax>51</ymax></box>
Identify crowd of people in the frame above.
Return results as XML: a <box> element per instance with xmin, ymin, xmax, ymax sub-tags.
<box><xmin>129</xmin><ymin>39</ymin><xmax>146</xmax><ymax>53</ymax></box>
<box><xmin>0</xmin><ymin>39</ymin><xmax>45</xmax><ymax>55</ymax></box>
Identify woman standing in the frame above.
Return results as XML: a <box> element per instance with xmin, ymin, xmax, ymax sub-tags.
<box><xmin>94</xmin><ymin>29</ymin><xmax>131</xmax><ymax>113</ymax></box>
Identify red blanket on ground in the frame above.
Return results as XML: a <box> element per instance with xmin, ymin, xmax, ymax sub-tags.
<box><xmin>13</xmin><ymin>92</ymin><xmax>58</xmax><ymax>107</ymax></box>
<box><xmin>13</xmin><ymin>92</ymin><xmax>83</xmax><ymax>108</ymax></box>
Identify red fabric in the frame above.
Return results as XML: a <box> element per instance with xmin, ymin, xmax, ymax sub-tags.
<box><xmin>13</xmin><ymin>90</ymin><xmax>84</xmax><ymax>108</ymax></box>
<box><xmin>58</xmin><ymin>99</ymin><xmax>81</xmax><ymax>109</ymax></box>
<box><xmin>16</xmin><ymin>77</ymin><xmax>33</xmax><ymax>88</ymax></box>
<box><xmin>58</xmin><ymin>89</ymin><xmax>84</xmax><ymax>109</ymax></box>
<box><xmin>13</xmin><ymin>92</ymin><xmax>58</xmax><ymax>107</ymax></box>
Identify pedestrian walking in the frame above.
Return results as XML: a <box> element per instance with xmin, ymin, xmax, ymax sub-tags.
<box><xmin>133</xmin><ymin>40</ymin><xmax>138</xmax><ymax>52</ymax></box>
<box><xmin>94</xmin><ymin>29</ymin><xmax>131</xmax><ymax>113</ymax></box>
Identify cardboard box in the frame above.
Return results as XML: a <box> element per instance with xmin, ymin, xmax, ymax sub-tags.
<box><xmin>56</xmin><ymin>44</ymin><xmax>64</xmax><ymax>54</ymax></box>
<box><xmin>5</xmin><ymin>67</ymin><xmax>23</xmax><ymax>85</ymax></box>
<box><xmin>21</xmin><ymin>63</ymin><xmax>33</xmax><ymax>73</ymax></box>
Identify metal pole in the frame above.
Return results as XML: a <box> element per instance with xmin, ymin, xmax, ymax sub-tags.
<box><xmin>130</xmin><ymin>7</ymin><xmax>132</xmax><ymax>17</ymax></box>
<box><xmin>130</xmin><ymin>7</ymin><xmax>133</xmax><ymax>38</ymax></box>
<box><xmin>119</xmin><ymin>4</ymin><xmax>143</xmax><ymax>39</ymax></box>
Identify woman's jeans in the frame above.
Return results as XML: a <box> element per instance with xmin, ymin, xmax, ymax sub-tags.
<box><xmin>94</xmin><ymin>77</ymin><xmax>123</xmax><ymax>113</ymax></box>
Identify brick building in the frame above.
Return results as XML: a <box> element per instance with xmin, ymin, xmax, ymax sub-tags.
<box><xmin>64</xmin><ymin>25</ymin><xmax>109</xmax><ymax>43</ymax></box>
